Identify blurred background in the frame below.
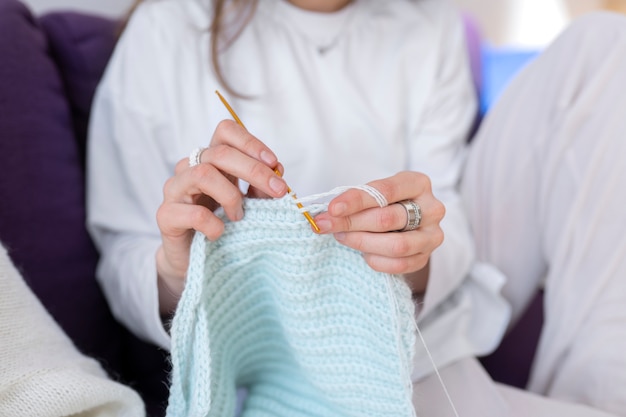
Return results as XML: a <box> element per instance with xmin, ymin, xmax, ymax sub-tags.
<box><xmin>20</xmin><ymin>0</ymin><xmax>626</xmax><ymax>47</ymax></box>
<box><xmin>456</xmin><ymin>0</ymin><xmax>626</xmax><ymax>48</ymax></box>
<box><xmin>19</xmin><ymin>0</ymin><xmax>626</xmax><ymax>113</ymax></box>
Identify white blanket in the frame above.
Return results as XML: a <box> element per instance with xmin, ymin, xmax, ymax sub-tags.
<box><xmin>0</xmin><ymin>243</ymin><xmax>145</xmax><ymax>417</ymax></box>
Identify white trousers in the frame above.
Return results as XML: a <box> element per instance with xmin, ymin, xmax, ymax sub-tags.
<box><xmin>431</xmin><ymin>10</ymin><xmax>626</xmax><ymax>417</ymax></box>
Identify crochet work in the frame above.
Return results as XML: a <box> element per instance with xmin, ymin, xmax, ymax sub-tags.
<box><xmin>167</xmin><ymin>196</ymin><xmax>417</xmax><ymax>417</ymax></box>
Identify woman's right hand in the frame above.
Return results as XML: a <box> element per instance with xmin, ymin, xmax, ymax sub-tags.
<box><xmin>155</xmin><ymin>120</ymin><xmax>288</xmax><ymax>314</ymax></box>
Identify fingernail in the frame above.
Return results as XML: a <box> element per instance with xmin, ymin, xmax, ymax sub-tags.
<box><xmin>332</xmin><ymin>202</ymin><xmax>347</xmax><ymax>216</ymax></box>
<box><xmin>335</xmin><ymin>232</ymin><xmax>346</xmax><ymax>242</ymax></box>
<box><xmin>235</xmin><ymin>206</ymin><xmax>244</xmax><ymax>221</ymax></box>
<box><xmin>269</xmin><ymin>176</ymin><xmax>286</xmax><ymax>195</ymax></box>
<box><xmin>315</xmin><ymin>219</ymin><xmax>332</xmax><ymax>233</ymax></box>
<box><xmin>260</xmin><ymin>150</ymin><xmax>276</xmax><ymax>166</ymax></box>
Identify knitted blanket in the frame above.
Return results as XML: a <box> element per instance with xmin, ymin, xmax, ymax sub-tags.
<box><xmin>0</xmin><ymin>243</ymin><xmax>145</xmax><ymax>417</ymax></box>
<box><xmin>166</xmin><ymin>196</ymin><xmax>417</xmax><ymax>417</ymax></box>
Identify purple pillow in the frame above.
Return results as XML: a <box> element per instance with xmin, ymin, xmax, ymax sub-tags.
<box><xmin>0</xmin><ymin>0</ymin><xmax>127</xmax><ymax>381</ymax></box>
<box><xmin>39</xmin><ymin>11</ymin><xmax>119</xmax><ymax>161</ymax></box>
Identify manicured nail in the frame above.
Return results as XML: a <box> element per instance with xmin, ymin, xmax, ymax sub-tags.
<box><xmin>335</xmin><ymin>232</ymin><xmax>346</xmax><ymax>242</ymax></box>
<box><xmin>260</xmin><ymin>150</ymin><xmax>276</xmax><ymax>166</ymax></box>
<box><xmin>269</xmin><ymin>176</ymin><xmax>286</xmax><ymax>195</ymax></box>
<box><xmin>235</xmin><ymin>206</ymin><xmax>244</xmax><ymax>221</ymax></box>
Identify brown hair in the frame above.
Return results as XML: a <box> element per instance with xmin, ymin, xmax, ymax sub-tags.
<box><xmin>122</xmin><ymin>0</ymin><xmax>258</xmax><ymax>97</ymax></box>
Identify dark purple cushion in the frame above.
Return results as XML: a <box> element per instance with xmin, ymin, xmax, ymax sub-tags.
<box><xmin>0</xmin><ymin>0</ymin><xmax>126</xmax><ymax>368</ymax></box>
<box><xmin>39</xmin><ymin>11</ymin><xmax>120</xmax><ymax>161</ymax></box>
<box><xmin>480</xmin><ymin>291</ymin><xmax>544</xmax><ymax>388</ymax></box>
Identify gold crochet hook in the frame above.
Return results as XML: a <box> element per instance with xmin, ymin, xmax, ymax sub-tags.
<box><xmin>215</xmin><ymin>90</ymin><xmax>321</xmax><ymax>233</ymax></box>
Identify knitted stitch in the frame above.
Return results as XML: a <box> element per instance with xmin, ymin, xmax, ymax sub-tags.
<box><xmin>167</xmin><ymin>196</ymin><xmax>417</xmax><ymax>417</ymax></box>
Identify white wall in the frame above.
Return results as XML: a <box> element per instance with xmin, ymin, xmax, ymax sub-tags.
<box><xmin>454</xmin><ymin>0</ymin><xmax>569</xmax><ymax>47</ymax></box>
<box><xmin>21</xmin><ymin>0</ymin><xmax>133</xmax><ymax>17</ymax></box>
<box><xmin>455</xmin><ymin>0</ymin><xmax>609</xmax><ymax>47</ymax></box>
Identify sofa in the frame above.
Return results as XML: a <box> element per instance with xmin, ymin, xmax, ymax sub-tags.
<box><xmin>0</xmin><ymin>1</ymin><xmax>170</xmax><ymax>416</ymax></box>
<box><xmin>0</xmin><ymin>0</ymin><xmax>542</xmax><ymax>415</ymax></box>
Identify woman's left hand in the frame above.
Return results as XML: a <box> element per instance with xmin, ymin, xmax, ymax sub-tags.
<box><xmin>312</xmin><ymin>171</ymin><xmax>445</xmax><ymax>293</ymax></box>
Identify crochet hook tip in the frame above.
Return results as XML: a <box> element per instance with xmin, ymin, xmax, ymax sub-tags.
<box><xmin>273</xmin><ymin>168</ymin><xmax>321</xmax><ymax>233</ymax></box>
<box><xmin>216</xmin><ymin>90</ymin><xmax>320</xmax><ymax>233</ymax></box>
<box><xmin>305</xmin><ymin>212</ymin><xmax>322</xmax><ymax>233</ymax></box>
<box><xmin>215</xmin><ymin>90</ymin><xmax>246</xmax><ymax>129</ymax></box>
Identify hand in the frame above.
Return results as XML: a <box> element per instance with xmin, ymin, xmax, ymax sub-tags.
<box><xmin>155</xmin><ymin>120</ymin><xmax>288</xmax><ymax>313</ymax></box>
<box><xmin>312</xmin><ymin>171</ymin><xmax>445</xmax><ymax>293</ymax></box>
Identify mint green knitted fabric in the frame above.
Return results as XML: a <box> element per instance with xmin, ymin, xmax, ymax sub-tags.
<box><xmin>166</xmin><ymin>196</ymin><xmax>417</xmax><ymax>417</ymax></box>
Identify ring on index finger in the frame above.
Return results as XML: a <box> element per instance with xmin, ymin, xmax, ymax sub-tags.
<box><xmin>395</xmin><ymin>199</ymin><xmax>422</xmax><ymax>232</ymax></box>
<box><xmin>188</xmin><ymin>147</ymin><xmax>207</xmax><ymax>167</ymax></box>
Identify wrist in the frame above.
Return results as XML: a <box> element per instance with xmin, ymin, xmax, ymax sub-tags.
<box><xmin>404</xmin><ymin>260</ymin><xmax>429</xmax><ymax>295</ymax></box>
<box><xmin>156</xmin><ymin>246</ymin><xmax>185</xmax><ymax>315</ymax></box>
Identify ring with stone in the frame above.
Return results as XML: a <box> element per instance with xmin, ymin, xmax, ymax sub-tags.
<box><xmin>396</xmin><ymin>199</ymin><xmax>422</xmax><ymax>232</ymax></box>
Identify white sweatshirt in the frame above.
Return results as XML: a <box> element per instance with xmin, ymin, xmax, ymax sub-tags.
<box><xmin>87</xmin><ymin>0</ymin><xmax>510</xmax><ymax>380</ymax></box>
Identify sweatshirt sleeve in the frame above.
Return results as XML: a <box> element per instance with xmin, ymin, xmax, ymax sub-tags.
<box><xmin>86</xmin><ymin>4</ymin><xmax>177</xmax><ymax>350</ymax></box>
<box><xmin>408</xmin><ymin>2</ymin><xmax>478</xmax><ymax>319</ymax></box>
<box><xmin>407</xmin><ymin>2</ymin><xmax>511</xmax><ymax>378</ymax></box>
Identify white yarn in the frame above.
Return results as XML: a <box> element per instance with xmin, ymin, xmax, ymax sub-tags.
<box><xmin>294</xmin><ymin>184</ymin><xmax>389</xmax><ymax>214</ymax></box>
<box><xmin>414</xmin><ymin>322</ymin><xmax>460</xmax><ymax>417</ymax></box>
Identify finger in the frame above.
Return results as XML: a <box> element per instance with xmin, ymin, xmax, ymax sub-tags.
<box><xmin>210</xmin><ymin>119</ymin><xmax>279</xmax><ymax>168</ymax></box>
<box><xmin>334</xmin><ymin>230</ymin><xmax>441</xmax><ymax>259</ymax></box>
<box><xmin>157</xmin><ymin>201</ymin><xmax>225</xmax><ymax>241</ymax></box>
<box><xmin>246</xmin><ymin>186</ymin><xmax>273</xmax><ymax>199</ymax></box>
<box><xmin>363</xmin><ymin>252</ymin><xmax>431</xmax><ymax>275</ymax></box>
<box><xmin>315</xmin><ymin>203</ymin><xmax>410</xmax><ymax>234</ymax></box>
<box><xmin>201</xmin><ymin>144</ymin><xmax>288</xmax><ymax>198</ymax></box>
<box><xmin>246</xmin><ymin>164</ymin><xmax>285</xmax><ymax>199</ymax></box>
<box><xmin>163</xmin><ymin>163</ymin><xmax>244</xmax><ymax>221</ymax></box>
<box><xmin>327</xmin><ymin>171</ymin><xmax>429</xmax><ymax>217</ymax></box>
<box><xmin>175</xmin><ymin>157</ymin><xmax>191</xmax><ymax>175</ymax></box>
<box><xmin>316</xmin><ymin>196</ymin><xmax>444</xmax><ymax>235</ymax></box>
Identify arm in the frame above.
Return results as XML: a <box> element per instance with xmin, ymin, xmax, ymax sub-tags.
<box><xmin>87</xmin><ymin>4</ymin><xmax>288</xmax><ymax>348</ymax></box>
<box><xmin>87</xmin><ymin>4</ymin><xmax>187</xmax><ymax>348</ymax></box>
<box><xmin>406</xmin><ymin>4</ymin><xmax>479</xmax><ymax>318</ymax></box>
<box><xmin>87</xmin><ymin>88</ymin><xmax>174</xmax><ymax>348</ymax></box>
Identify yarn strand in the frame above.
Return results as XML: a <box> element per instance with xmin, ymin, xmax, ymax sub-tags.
<box><xmin>414</xmin><ymin>322</ymin><xmax>460</xmax><ymax>417</ymax></box>
<box><xmin>294</xmin><ymin>184</ymin><xmax>389</xmax><ymax>214</ymax></box>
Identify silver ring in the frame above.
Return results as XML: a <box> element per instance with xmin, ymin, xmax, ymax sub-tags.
<box><xmin>189</xmin><ymin>147</ymin><xmax>206</xmax><ymax>167</ymax></box>
<box><xmin>396</xmin><ymin>199</ymin><xmax>421</xmax><ymax>232</ymax></box>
